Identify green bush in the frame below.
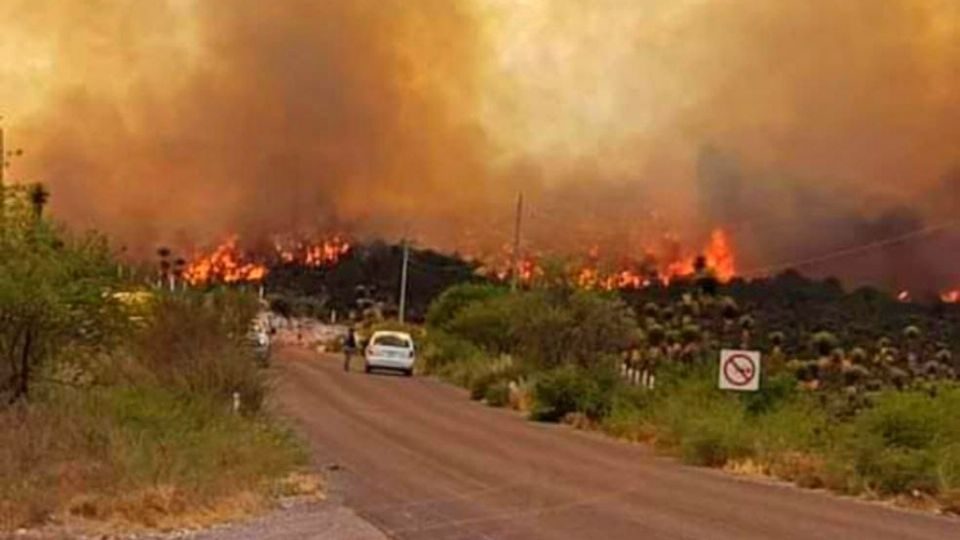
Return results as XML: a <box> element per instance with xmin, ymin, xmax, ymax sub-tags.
<box><xmin>741</xmin><ymin>373</ymin><xmax>798</xmax><ymax>415</ymax></box>
<box><xmin>600</xmin><ymin>389</ymin><xmax>654</xmax><ymax>441</ymax></box>
<box><xmin>531</xmin><ymin>362</ymin><xmax>621</xmax><ymax>422</ymax></box>
<box><xmin>425</xmin><ymin>283</ymin><xmax>507</xmax><ymax>331</ymax></box>
<box><xmin>419</xmin><ymin>331</ymin><xmax>485</xmax><ymax>373</ymax></box>
<box><xmin>645</xmin><ymin>370</ymin><xmax>751</xmax><ymax>466</ymax></box>
<box><xmin>441</xmin><ymin>288</ymin><xmax>638</xmax><ymax>370</ymax></box>
<box><xmin>855</xmin><ymin>391</ymin><xmax>939</xmax><ymax>450</ymax></box>
<box><xmin>508</xmin><ymin>292</ymin><xmax>575</xmax><ymax>368</ymax></box>
<box><xmin>484</xmin><ymin>380</ymin><xmax>511</xmax><ymax>407</ymax></box>
<box><xmin>845</xmin><ymin>388</ymin><xmax>960</xmax><ymax>494</ymax></box>
<box><xmin>530</xmin><ymin>366</ymin><xmax>582</xmax><ymax>422</ymax></box>
<box><xmin>750</xmin><ymin>396</ymin><xmax>832</xmax><ymax>458</ymax></box>
<box><xmin>681</xmin><ymin>416</ymin><xmax>751</xmax><ymax>467</ymax></box>
<box><xmin>467</xmin><ymin>356</ymin><xmax>524</xmax><ymax>402</ymax></box>
<box><xmin>469</xmin><ymin>369</ymin><xmax>500</xmax><ymax>401</ymax></box>
<box><xmin>447</xmin><ymin>296</ymin><xmax>515</xmax><ymax>354</ymax></box>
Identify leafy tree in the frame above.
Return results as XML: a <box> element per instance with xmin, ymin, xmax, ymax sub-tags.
<box><xmin>0</xmin><ymin>188</ymin><xmax>121</xmax><ymax>403</ymax></box>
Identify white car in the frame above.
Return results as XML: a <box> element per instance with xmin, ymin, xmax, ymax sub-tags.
<box><xmin>364</xmin><ymin>331</ymin><xmax>415</xmax><ymax>376</ymax></box>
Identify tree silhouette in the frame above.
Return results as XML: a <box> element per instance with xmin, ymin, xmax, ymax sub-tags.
<box><xmin>27</xmin><ymin>183</ymin><xmax>49</xmax><ymax>220</ymax></box>
<box><xmin>157</xmin><ymin>247</ymin><xmax>172</xmax><ymax>280</ymax></box>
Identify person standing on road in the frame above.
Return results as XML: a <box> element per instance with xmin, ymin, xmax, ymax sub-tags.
<box><xmin>343</xmin><ymin>326</ymin><xmax>358</xmax><ymax>372</ymax></box>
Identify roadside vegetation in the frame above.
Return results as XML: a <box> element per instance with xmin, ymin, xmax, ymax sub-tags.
<box><xmin>0</xmin><ymin>186</ymin><xmax>306</xmax><ymax>533</ymax></box>
<box><xmin>420</xmin><ymin>262</ymin><xmax>960</xmax><ymax>513</ymax></box>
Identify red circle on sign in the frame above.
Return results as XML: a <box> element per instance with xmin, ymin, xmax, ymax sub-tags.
<box><xmin>723</xmin><ymin>354</ymin><xmax>756</xmax><ymax>387</ymax></box>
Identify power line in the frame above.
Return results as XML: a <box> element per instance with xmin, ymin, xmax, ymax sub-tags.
<box><xmin>739</xmin><ymin>220</ymin><xmax>959</xmax><ymax>278</ymax></box>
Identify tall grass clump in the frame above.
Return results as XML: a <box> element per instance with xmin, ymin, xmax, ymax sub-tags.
<box><xmin>129</xmin><ymin>292</ymin><xmax>267</xmax><ymax>413</ymax></box>
<box><xmin>843</xmin><ymin>386</ymin><xmax>960</xmax><ymax>497</ymax></box>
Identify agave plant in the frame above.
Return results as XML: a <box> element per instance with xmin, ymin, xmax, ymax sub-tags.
<box><xmin>811</xmin><ymin>331</ymin><xmax>839</xmax><ymax>357</ymax></box>
<box><xmin>843</xmin><ymin>364</ymin><xmax>870</xmax><ymax>387</ymax></box>
<box><xmin>849</xmin><ymin>347</ymin><xmax>868</xmax><ymax>365</ymax></box>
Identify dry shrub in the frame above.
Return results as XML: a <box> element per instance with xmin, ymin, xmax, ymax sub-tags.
<box><xmin>940</xmin><ymin>489</ymin><xmax>960</xmax><ymax>515</ymax></box>
<box><xmin>0</xmin><ymin>386</ymin><xmax>304</xmax><ymax>532</ymax></box>
<box><xmin>134</xmin><ymin>293</ymin><xmax>267</xmax><ymax>413</ymax></box>
<box><xmin>765</xmin><ymin>452</ymin><xmax>829</xmax><ymax>489</ymax></box>
<box><xmin>0</xmin><ymin>399</ymin><xmax>116</xmax><ymax>530</ymax></box>
<box><xmin>508</xmin><ymin>380</ymin><xmax>533</xmax><ymax>412</ymax></box>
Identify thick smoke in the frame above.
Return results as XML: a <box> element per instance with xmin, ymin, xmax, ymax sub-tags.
<box><xmin>3</xmin><ymin>0</ymin><xmax>959</xmax><ymax>289</ymax></box>
<box><xmin>5</xmin><ymin>0</ymin><xmax>501</xmax><ymax>251</ymax></box>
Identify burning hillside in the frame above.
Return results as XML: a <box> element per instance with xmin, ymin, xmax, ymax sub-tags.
<box><xmin>182</xmin><ymin>237</ymin><xmax>268</xmax><ymax>286</ymax></box>
<box><xmin>4</xmin><ymin>1</ymin><xmax>959</xmax><ymax>292</ymax></box>
<box><xmin>475</xmin><ymin>228</ymin><xmax>736</xmax><ymax>290</ymax></box>
<box><xmin>183</xmin><ymin>228</ymin><xmax>736</xmax><ymax>290</ymax></box>
<box><xmin>183</xmin><ymin>235</ymin><xmax>352</xmax><ymax>285</ymax></box>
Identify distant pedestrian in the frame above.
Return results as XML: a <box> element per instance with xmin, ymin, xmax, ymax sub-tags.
<box><xmin>343</xmin><ymin>327</ymin><xmax>358</xmax><ymax>371</ymax></box>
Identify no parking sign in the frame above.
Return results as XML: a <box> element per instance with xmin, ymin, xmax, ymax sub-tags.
<box><xmin>719</xmin><ymin>349</ymin><xmax>761</xmax><ymax>392</ymax></box>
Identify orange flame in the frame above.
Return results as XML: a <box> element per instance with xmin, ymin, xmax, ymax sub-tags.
<box><xmin>487</xmin><ymin>227</ymin><xmax>736</xmax><ymax>290</ymax></box>
<box><xmin>704</xmin><ymin>228</ymin><xmax>736</xmax><ymax>282</ymax></box>
<box><xmin>941</xmin><ymin>290</ymin><xmax>960</xmax><ymax>303</ymax></box>
<box><xmin>274</xmin><ymin>236</ymin><xmax>351</xmax><ymax>267</ymax></box>
<box><xmin>183</xmin><ymin>236</ymin><xmax>269</xmax><ymax>285</ymax></box>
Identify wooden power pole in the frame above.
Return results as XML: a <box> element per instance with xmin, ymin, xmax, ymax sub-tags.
<box><xmin>398</xmin><ymin>239</ymin><xmax>410</xmax><ymax>323</ymax></box>
<box><xmin>511</xmin><ymin>192</ymin><xmax>524</xmax><ymax>292</ymax></box>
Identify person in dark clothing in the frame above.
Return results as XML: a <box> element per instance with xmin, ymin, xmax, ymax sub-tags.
<box><xmin>343</xmin><ymin>327</ymin><xmax>358</xmax><ymax>371</ymax></box>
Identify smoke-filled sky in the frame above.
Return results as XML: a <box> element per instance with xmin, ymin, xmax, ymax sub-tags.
<box><xmin>2</xmin><ymin>0</ymin><xmax>959</xmax><ymax>289</ymax></box>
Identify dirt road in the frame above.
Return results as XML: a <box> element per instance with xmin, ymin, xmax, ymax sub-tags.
<box><xmin>276</xmin><ymin>348</ymin><xmax>959</xmax><ymax>539</ymax></box>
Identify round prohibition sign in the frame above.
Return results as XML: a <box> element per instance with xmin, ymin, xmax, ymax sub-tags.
<box><xmin>722</xmin><ymin>354</ymin><xmax>756</xmax><ymax>387</ymax></box>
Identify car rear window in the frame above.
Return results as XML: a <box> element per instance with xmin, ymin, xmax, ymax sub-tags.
<box><xmin>374</xmin><ymin>335</ymin><xmax>411</xmax><ymax>348</ymax></box>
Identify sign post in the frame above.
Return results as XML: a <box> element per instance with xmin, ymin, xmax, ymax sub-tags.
<box><xmin>718</xmin><ymin>349</ymin><xmax>761</xmax><ymax>392</ymax></box>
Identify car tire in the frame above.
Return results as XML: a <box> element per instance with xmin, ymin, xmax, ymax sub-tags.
<box><xmin>403</xmin><ymin>368</ymin><xmax>413</xmax><ymax>377</ymax></box>
<box><xmin>364</xmin><ymin>363</ymin><xmax>372</xmax><ymax>374</ymax></box>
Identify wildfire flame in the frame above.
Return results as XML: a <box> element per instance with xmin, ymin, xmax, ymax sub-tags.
<box><xmin>183</xmin><ymin>236</ymin><xmax>269</xmax><ymax>285</ymax></box>
<box><xmin>184</xmin><ymin>228</ymin><xmax>735</xmax><ymax>291</ymax></box>
<box><xmin>184</xmin><ymin>234</ymin><xmax>351</xmax><ymax>285</ymax></box>
<box><xmin>274</xmin><ymin>236</ymin><xmax>351</xmax><ymax>267</ymax></box>
<box><xmin>941</xmin><ymin>290</ymin><xmax>960</xmax><ymax>303</ymax></box>
<box><xmin>486</xmin><ymin>228</ymin><xmax>737</xmax><ymax>290</ymax></box>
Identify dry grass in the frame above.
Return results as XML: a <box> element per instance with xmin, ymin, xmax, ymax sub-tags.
<box><xmin>0</xmin><ymin>388</ymin><xmax>307</xmax><ymax>533</ymax></box>
<box><xmin>0</xmin><ymin>292</ymin><xmax>307</xmax><ymax>534</ymax></box>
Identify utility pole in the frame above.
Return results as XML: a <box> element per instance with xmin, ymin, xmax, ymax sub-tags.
<box><xmin>511</xmin><ymin>192</ymin><xmax>524</xmax><ymax>292</ymax></box>
<box><xmin>1</xmin><ymin>122</ymin><xmax>6</xmax><ymax>233</ymax></box>
<box><xmin>0</xmin><ymin>122</ymin><xmax>5</xmax><ymax>187</ymax></box>
<box><xmin>398</xmin><ymin>239</ymin><xmax>410</xmax><ymax>324</ymax></box>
